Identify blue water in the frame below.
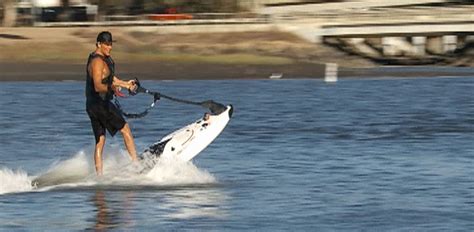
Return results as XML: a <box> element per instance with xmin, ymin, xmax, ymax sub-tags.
<box><xmin>1</xmin><ymin>77</ymin><xmax>473</xmax><ymax>231</ymax></box>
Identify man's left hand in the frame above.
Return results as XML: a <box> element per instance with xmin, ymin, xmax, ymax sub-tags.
<box><xmin>128</xmin><ymin>80</ymin><xmax>138</xmax><ymax>92</ymax></box>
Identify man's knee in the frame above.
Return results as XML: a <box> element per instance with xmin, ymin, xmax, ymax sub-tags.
<box><xmin>120</xmin><ymin>123</ymin><xmax>132</xmax><ymax>135</ymax></box>
<box><xmin>95</xmin><ymin>135</ymin><xmax>106</xmax><ymax>145</ymax></box>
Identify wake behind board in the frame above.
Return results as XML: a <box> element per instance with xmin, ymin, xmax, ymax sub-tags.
<box><xmin>139</xmin><ymin>105</ymin><xmax>233</xmax><ymax>171</ymax></box>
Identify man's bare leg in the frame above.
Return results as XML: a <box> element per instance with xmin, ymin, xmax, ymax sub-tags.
<box><xmin>120</xmin><ymin>123</ymin><xmax>138</xmax><ymax>161</ymax></box>
<box><xmin>94</xmin><ymin>135</ymin><xmax>106</xmax><ymax>175</ymax></box>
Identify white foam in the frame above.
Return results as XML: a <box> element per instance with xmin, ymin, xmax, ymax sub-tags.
<box><xmin>93</xmin><ymin>151</ymin><xmax>217</xmax><ymax>186</ymax></box>
<box><xmin>145</xmin><ymin>156</ymin><xmax>216</xmax><ymax>185</ymax></box>
<box><xmin>1</xmin><ymin>147</ymin><xmax>216</xmax><ymax>194</ymax></box>
<box><xmin>35</xmin><ymin>150</ymin><xmax>93</xmax><ymax>181</ymax></box>
<box><xmin>0</xmin><ymin>167</ymin><xmax>33</xmax><ymax>195</ymax></box>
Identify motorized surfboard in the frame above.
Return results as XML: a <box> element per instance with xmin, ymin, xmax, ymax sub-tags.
<box><xmin>139</xmin><ymin>105</ymin><xmax>233</xmax><ymax>170</ymax></box>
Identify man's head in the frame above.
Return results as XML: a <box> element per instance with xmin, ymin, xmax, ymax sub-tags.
<box><xmin>96</xmin><ymin>31</ymin><xmax>115</xmax><ymax>56</ymax></box>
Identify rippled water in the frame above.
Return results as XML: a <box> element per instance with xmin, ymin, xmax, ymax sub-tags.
<box><xmin>1</xmin><ymin>77</ymin><xmax>473</xmax><ymax>231</ymax></box>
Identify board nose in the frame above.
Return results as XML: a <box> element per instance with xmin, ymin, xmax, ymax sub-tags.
<box><xmin>228</xmin><ymin>105</ymin><xmax>234</xmax><ymax>118</ymax></box>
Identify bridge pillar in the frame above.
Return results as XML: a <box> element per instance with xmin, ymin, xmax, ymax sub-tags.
<box><xmin>443</xmin><ymin>35</ymin><xmax>458</xmax><ymax>53</ymax></box>
<box><xmin>382</xmin><ymin>37</ymin><xmax>399</xmax><ymax>56</ymax></box>
<box><xmin>426</xmin><ymin>36</ymin><xmax>443</xmax><ymax>54</ymax></box>
<box><xmin>412</xmin><ymin>36</ymin><xmax>426</xmax><ymax>56</ymax></box>
<box><xmin>382</xmin><ymin>37</ymin><xmax>414</xmax><ymax>56</ymax></box>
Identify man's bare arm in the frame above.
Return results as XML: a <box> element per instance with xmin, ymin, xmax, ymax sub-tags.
<box><xmin>90</xmin><ymin>58</ymin><xmax>109</xmax><ymax>93</ymax></box>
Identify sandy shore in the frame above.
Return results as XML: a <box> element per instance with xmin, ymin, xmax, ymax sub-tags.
<box><xmin>0</xmin><ymin>61</ymin><xmax>328</xmax><ymax>81</ymax></box>
<box><xmin>1</xmin><ymin>27</ymin><xmax>472</xmax><ymax>81</ymax></box>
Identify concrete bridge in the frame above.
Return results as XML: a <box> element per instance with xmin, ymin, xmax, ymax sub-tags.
<box><xmin>267</xmin><ymin>2</ymin><xmax>474</xmax><ymax>64</ymax></box>
<box><xmin>319</xmin><ymin>23</ymin><xmax>473</xmax><ymax>56</ymax></box>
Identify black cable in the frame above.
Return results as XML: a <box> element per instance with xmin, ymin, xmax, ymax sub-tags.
<box><xmin>117</xmin><ymin>78</ymin><xmax>227</xmax><ymax>118</ymax></box>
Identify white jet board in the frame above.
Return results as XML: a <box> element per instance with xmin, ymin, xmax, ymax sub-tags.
<box><xmin>142</xmin><ymin>105</ymin><xmax>233</xmax><ymax>163</ymax></box>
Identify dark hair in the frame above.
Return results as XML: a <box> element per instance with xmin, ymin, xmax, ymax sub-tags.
<box><xmin>96</xmin><ymin>31</ymin><xmax>116</xmax><ymax>43</ymax></box>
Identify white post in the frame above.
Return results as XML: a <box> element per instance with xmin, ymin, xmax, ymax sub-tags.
<box><xmin>269</xmin><ymin>73</ymin><xmax>283</xmax><ymax>79</ymax></box>
<box><xmin>325</xmin><ymin>63</ymin><xmax>338</xmax><ymax>83</ymax></box>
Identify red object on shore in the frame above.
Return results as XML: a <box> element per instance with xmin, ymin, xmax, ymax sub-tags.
<box><xmin>148</xmin><ymin>14</ymin><xmax>193</xmax><ymax>21</ymax></box>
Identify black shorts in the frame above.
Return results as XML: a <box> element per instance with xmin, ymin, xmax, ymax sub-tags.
<box><xmin>86</xmin><ymin>101</ymin><xmax>126</xmax><ymax>144</ymax></box>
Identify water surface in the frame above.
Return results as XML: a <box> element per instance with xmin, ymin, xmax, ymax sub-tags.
<box><xmin>1</xmin><ymin>77</ymin><xmax>473</xmax><ymax>231</ymax></box>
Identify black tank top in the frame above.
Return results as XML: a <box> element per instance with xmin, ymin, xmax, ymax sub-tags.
<box><xmin>85</xmin><ymin>52</ymin><xmax>115</xmax><ymax>105</ymax></box>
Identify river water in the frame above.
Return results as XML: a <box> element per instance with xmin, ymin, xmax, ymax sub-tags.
<box><xmin>0</xmin><ymin>76</ymin><xmax>473</xmax><ymax>231</ymax></box>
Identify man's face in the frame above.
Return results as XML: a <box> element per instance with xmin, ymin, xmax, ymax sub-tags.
<box><xmin>99</xmin><ymin>42</ymin><xmax>113</xmax><ymax>56</ymax></box>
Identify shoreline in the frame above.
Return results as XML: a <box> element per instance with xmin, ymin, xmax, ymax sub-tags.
<box><xmin>1</xmin><ymin>62</ymin><xmax>472</xmax><ymax>82</ymax></box>
<box><xmin>0</xmin><ymin>61</ymin><xmax>325</xmax><ymax>81</ymax></box>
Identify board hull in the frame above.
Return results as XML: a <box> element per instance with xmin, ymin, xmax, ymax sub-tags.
<box><xmin>139</xmin><ymin>105</ymin><xmax>233</xmax><ymax>169</ymax></box>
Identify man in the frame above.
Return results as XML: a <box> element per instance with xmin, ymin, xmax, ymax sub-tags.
<box><xmin>85</xmin><ymin>31</ymin><xmax>138</xmax><ymax>175</ymax></box>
